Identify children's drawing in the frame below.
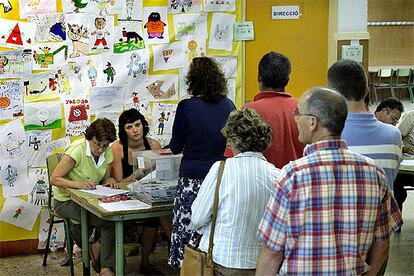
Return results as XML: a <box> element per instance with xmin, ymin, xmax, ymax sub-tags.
<box><xmin>44</xmin><ymin>136</ymin><xmax>70</xmax><ymax>156</ymax></box>
<box><xmin>226</xmin><ymin>77</ymin><xmax>236</xmax><ymax>104</ymax></box>
<box><xmin>169</xmin><ymin>0</ymin><xmax>202</xmax><ymax>14</ymax></box>
<box><xmin>0</xmin><ymin>19</ymin><xmax>36</xmax><ymax>49</ymax></box>
<box><xmin>0</xmin><ymin>158</ymin><xmax>32</xmax><ymax>197</ymax></box>
<box><xmin>152</xmin><ymin>42</ymin><xmax>184</xmax><ymax>71</ymax></box>
<box><xmin>64</xmin><ymin>97</ymin><xmax>90</xmax><ymax>136</ymax></box>
<box><xmin>24</xmin><ymin>101</ymin><xmax>62</xmax><ymax>131</ymax></box>
<box><xmin>57</xmin><ymin>62</ymin><xmax>87</xmax><ymax>95</ymax></box>
<box><xmin>18</xmin><ymin>0</ymin><xmax>57</xmax><ymax>19</ymax></box>
<box><xmin>0</xmin><ymin>119</ymin><xmax>27</xmax><ymax>160</ymax></box>
<box><xmin>123</xmin><ymin>91</ymin><xmax>150</xmax><ymax>115</ymax></box>
<box><xmin>38</xmin><ymin>209</ymin><xmax>65</xmax><ymax>249</ymax></box>
<box><xmin>90</xmin><ymin>16</ymin><xmax>114</xmax><ymax>54</ymax></box>
<box><xmin>31</xmin><ymin>43</ymin><xmax>68</xmax><ymax>70</ymax></box>
<box><xmin>114</xmin><ymin>21</ymin><xmax>145</xmax><ymax>53</ymax></box>
<box><xmin>103</xmin><ymin>62</ymin><xmax>116</xmax><ymax>83</ymax></box>
<box><xmin>89</xmin><ymin>86</ymin><xmax>123</xmax><ymax>114</ymax></box>
<box><xmin>146</xmin><ymin>75</ymin><xmax>178</xmax><ymax>101</ymax></box>
<box><xmin>179</xmin><ymin>66</ymin><xmax>191</xmax><ymax>100</ymax></box>
<box><xmin>0</xmin><ymin>80</ymin><xmax>23</xmax><ymax>119</ymax></box>
<box><xmin>126</xmin><ymin>48</ymin><xmax>149</xmax><ymax>78</ymax></box>
<box><xmin>119</xmin><ymin>0</ymin><xmax>143</xmax><ymax>21</ymax></box>
<box><xmin>28</xmin><ymin>168</ymin><xmax>49</xmax><ymax>206</ymax></box>
<box><xmin>62</xmin><ymin>0</ymin><xmax>88</xmax><ymax>13</ymax></box>
<box><xmin>182</xmin><ymin>37</ymin><xmax>206</xmax><ymax>65</ymax></box>
<box><xmin>95</xmin><ymin>112</ymin><xmax>119</xmax><ymax>130</ymax></box>
<box><xmin>211</xmin><ymin>55</ymin><xmax>237</xmax><ymax>78</ymax></box>
<box><xmin>0</xmin><ymin>0</ymin><xmax>12</xmax><ymax>13</ymax></box>
<box><xmin>28</xmin><ymin>13</ymin><xmax>66</xmax><ymax>42</ymax></box>
<box><xmin>149</xmin><ymin>103</ymin><xmax>177</xmax><ymax>147</ymax></box>
<box><xmin>127</xmin><ymin>74</ymin><xmax>178</xmax><ymax>102</ymax></box>
<box><xmin>173</xmin><ymin>13</ymin><xmax>207</xmax><ymax>40</ymax></box>
<box><xmin>0</xmin><ymin>196</ymin><xmax>41</xmax><ymax>230</ymax></box>
<box><xmin>97</xmin><ymin>53</ymin><xmax>128</xmax><ymax>87</ymax></box>
<box><xmin>26</xmin><ymin>130</ymin><xmax>52</xmax><ymax>167</ymax></box>
<box><xmin>23</xmin><ymin>72</ymin><xmax>63</xmax><ymax>101</ymax></box>
<box><xmin>204</xmin><ymin>0</ymin><xmax>235</xmax><ymax>12</ymax></box>
<box><xmin>65</xmin><ymin>13</ymin><xmax>90</xmax><ymax>59</ymax></box>
<box><xmin>208</xmin><ymin>13</ymin><xmax>235</xmax><ymax>51</ymax></box>
<box><xmin>0</xmin><ymin>50</ymin><xmax>32</xmax><ymax>78</ymax></box>
<box><xmin>143</xmin><ymin>7</ymin><xmax>169</xmax><ymax>44</ymax></box>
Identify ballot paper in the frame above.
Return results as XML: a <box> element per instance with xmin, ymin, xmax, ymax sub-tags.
<box><xmin>400</xmin><ymin>159</ymin><xmax>414</xmax><ymax>167</ymax></box>
<box><xmin>79</xmin><ymin>186</ymin><xmax>128</xmax><ymax>197</ymax></box>
<box><xmin>98</xmin><ymin>200</ymin><xmax>151</xmax><ymax>212</ymax></box>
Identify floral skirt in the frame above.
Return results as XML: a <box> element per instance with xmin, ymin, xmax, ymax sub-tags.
<box><xmin>168</xmin><ymin>177</ymin><xmax>203</xmax><ymax>268</ymax></box>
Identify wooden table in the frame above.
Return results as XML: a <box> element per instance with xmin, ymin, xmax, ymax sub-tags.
<box><xmin>64</xmin><ymin>185</ymin><xmax>173</xmax><ymax>275</ymax></box>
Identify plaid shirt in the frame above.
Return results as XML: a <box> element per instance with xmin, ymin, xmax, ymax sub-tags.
<box><xmin>258</xmin><ymin>139</ymin><xmax>402</xmax><ymax>275</ymax></box>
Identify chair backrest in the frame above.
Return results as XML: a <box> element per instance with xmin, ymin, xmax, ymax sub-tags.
<box><xmin>394</xmin><ymin>68</ymin><xmax>411</xmax><ymax>86</ymax></box>
<box><xmin>378</xmin><ymin>68</ymin><xmax>392</xmax><ymax>77</ymax></box>
<box><xmin>396</xmin><ymin>68</ymin><xmax>410</xmax><ymax>77</ymax></box>
<box><xmin>46</xmin><ymin>153</ymin><xmax>63</xmax><ymax>211</ymax></box>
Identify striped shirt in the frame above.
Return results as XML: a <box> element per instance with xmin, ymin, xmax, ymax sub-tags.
<box><xmin>190</xmin><ymin>152</ymin><xmax>280</xmax><ymax>269</ymax></box>
<box><xmin>258</xmin><ymin>139</ymin><xmax>402</xmax><ymax>275</ymax></box>
<box><xmin>342</xmin><ymin>112</ymin><xmax>402</xmax><ymax>190</ymax></box>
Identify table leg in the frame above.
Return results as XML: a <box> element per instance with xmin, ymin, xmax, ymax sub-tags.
<box><xmin>81</xmin><ymin>208</ymin><xmax>90</xmax><ymax>275</ymax></box>
<box><xmin>115</xmin><ymin>221</ymin><xmax>124</xmax><ymax>275</ymax></box>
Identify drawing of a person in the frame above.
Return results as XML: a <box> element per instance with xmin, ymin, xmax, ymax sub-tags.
<box><xmin>103</xmin><ymin>62</ymin><xmax>116</xmax><ymax>83</ymax></box>
<box><xmin>0</xmin><ymin>55</ymin><xmax>8</xmax><ymax>74</ymax></box>
<box><xmin>91</xmin><ymin>17</ymin><xmax>110</xmax><ymax>50</ymax></box>
<box><xmin>13</xmin><ymin>206</ymin><xmax>24</xmax><ymax>218</ymax></box>
<box><xmin>157</xmin><ymin>111</ymin><xmax>170</xmax><ymax>135</ymax></box>
<box><xmin>87</xmin><ymin>60</ymin><xmax>97</xmax><ymax>87</ymax></box>
<box><xmin>5</xmin><ymin>132</ymin><xmax>24</xmax><ymax>158</ymax></box>
<box><xmin>5</xmin><ymin>164</ymin><xmax>18</xmax><ymax>187</ymax></box>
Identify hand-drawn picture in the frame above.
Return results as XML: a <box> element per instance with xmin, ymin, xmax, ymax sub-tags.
<box><xmin>0</xmin><ymin>196</ymin><xmax>41</xmax><ymax>231</ymax></box>
<box><xmin>157</xmin><ymin>111</ymin><xmax>170</xmax><ymax>135</ymax></box>
<box><xmin>0</xmin><ymin>119</ymin><xmax>28</xmax><ymax>160</ymax></box>
<box><xmin>44</xmin><ymin>136</ymin><xmax>70</xmax><ymax>157</ymax></box>
<box><xmin>145</xmin><ymin>75</ymin><xmax>178</xmax><ymax>101</ymax></box>
<box><xmin>0</xmin><ymin>0</ymin><xmax>13</xmax><ymax>13</ymax></box>
<box><xmin>118</xmin><ymin>0</ymin><xmax>143</xmax><ymax>21</ymax></box>
<box><xmin>18</xmin><ymin>0</ymin><xmax>57</xmax><ymax>19</ymax></box>
<box><xmin>168</xmin><ymin>0</ymin><xmax>202</xmax><ymax>14</ymax></box>
<box><xmin>24</xmin><ymin>101</ymin><xmax>62</xmax><ymax>131</ymax></box>
<box><xmin>28</xmin><ymin>168</ymin><xmax>49</xmax><ymax>206</ymax></box>
<box><xmin>123</xmin><ymin>91</ymin><xmax>150</xmax><ymax>115</ymax></box>
<box><xmin>149</xmin><ymin>103</ymin><xmax>177</xmax><ymax>147</ymax></box>
<box><xmin>63</xmin><ymin>0</ymin><xmax>88</xmax><ymax>13</ymax></box>
<box><xmin>0</xmin><ymin>50</ymin><xmax>32</xmax><ymax>78</ymax></box>
<box><xmin>38</xmin><ymin>209</ymin><xmax>65</xmax><ymax>249</ymax></box>
<box><xmin>0</xmin><ymin>158</ymin><xmax>32</xmax><ymax>197</ymax></box>
<box><xmin>65</xmin><ymin>13</ymin><xmax>90</xmax><ymax>59</ymax></box>
<box><xmin>143</xmin><ymin>7</ymin><xmax>169</xmax><ymax>44</ymax></box>
<box><xmin>89</xmin><ymin>86</ymin><xmax>124</xmax><ymax>114</ymax></box>
<box><xmin>23</xmin><ymin>72</ymin><xmax>63</xmax><ymax>101</ymax></box>
<box><xmin>103</xmin><ymin>62</ymin><xmax>116</xmax><ymax>83</ymax></box>
<box><xmin>211</xmin><ymin>55</ymin><xmax>237</xmax><ymax>78</ymax></box>
<box><xmin>173</xmin><ymin>13</ymin><xmax>207</xmax><ymax>40</ymax></box>
<box><xmin>0</xmin><ymin>19</ymin><xmax>36</xmax><ymax>49</ymax></box>
<box><xmin>26</xmin><ymin>130</ymin><xmax>52</xmax><ymax>167</ymax></box>
<box><xmin>126</xmin><ymin>49</ymin><xmax>149</xmax><ymax>78</ymax></box>
<box><xmin>96</xmin><ymin>53</ymin><xmax>129</xmax><ymax>87</ymax></box>
<box><xmin>114</xmin><ymin>21</ymin><xmax>145</xmax><ymax>53</ymax></box>
<box><xmin>31</xmin><ymin>43</ymin><xmax>68</xmax><ymax>70</ymax></box>
<box><xmin>208</xmin><ymin>13</ymin><xmax>235</xmax><ymax>51</ymax></box>
<box><xmin>179</xmin><ymin>66</ymin><xmax>191</xmax><ymax>100</ymax></box>
<box><xmin>152</xmin><ymin>41</ymin><xmax>184</xmax><ymax>71</ymax></box>
<box><xmin>204</xmin><ymin>0</ymin><xmax>235</xmax><ymax>12</ymax></box>
<box><xmin>28</xmin><ymin>13</ymin><xmax>66</xmax><ymax>42</ymax></box>
<box><xmin>64</xmin><ymin>97</ymin><xmax>90</xmax><ymax>136</ymax></box>
<box><xmin>90</xmin><ymin>16</ymin><xmax>114</xmax><ymax>54</ymax></box>
<box><xmin>0</xmin><ymin>80</ymin><xmax>23</xmax><ymax>119</ymax></box>
<box><xmin>62</xmin><ymin>0</ymin><xmax>122</xmax><ymax>14</ymax></box>
<box><xmin>182</xmin><ymin>37</ymin><xmax>206</xmax><ymax>65</ymax></box>
<box><xmin>227</xmin><ymin>77</ymin><xmax>236</xmax><ymax>104</ymax></box>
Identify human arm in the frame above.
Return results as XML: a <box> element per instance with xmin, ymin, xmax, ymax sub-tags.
<box><xmin>51</xmin><ymin>155</ymin><xmax>96</xmax><ymax>190</ymax></box>
<box><xmin>110</xmin><ymin>141</ymin><xmax>130</xmax><ymax>183</ymax></box>
<box><xmin>256</xmin><ymin>245</ymin><xmax>284</xmax><ymax>275</ymax></box>
<box><xmin>101</xmin><ymin>166</ymin><xmax>118</xmax><ymax>189</ymax></box>
<box><xmin>402</xmin><ymin>146</ymin><xmax>414</xmax><ymax>154</ymax></box>
<box><xmin>363</xmin><ymin>239</ymin><xmax>390</xmax><ymax>276</ymax></box>
<box><xmin>169</xmin><ymin>101</ymin><xmax>186</xmax><ymax>154</ymax></box>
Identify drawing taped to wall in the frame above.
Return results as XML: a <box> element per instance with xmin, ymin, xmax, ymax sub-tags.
<box><xmin>89</xmin><ymin>86</ymin><xmax>124</xmax><ymax>114</ymax></box>
<box><xmin>208</xmin><ymin>13</ymin><xmax>235</xmax><ymax>51</ymax></box>
<box><xmin>168</xmin><ymin>0</ymin><xmax>202</xmax><ymax>14</ymax></box>
<box><xmin>114</xmin><ymin>21</ymin><xmax>145</xmax><ymax>53</ymax></box>
<box><xmin>0</xmin><ymin>158</ymin><xmax>33</xmax><ymax>197</ymax></box>
<box><xmin>89</xmin><ymin>16</ymin><xmax>114</xmax><ymax>54</ymax></box>
<box><xmin>0</xmin><ymin>80</ymin><xmax>23</xmax><ymax>120</ymax></box>
<box><xmin>18</xmin><ymin>0</ymin><xmax>57</xmax><ymax>19</ymax></box>
<box><xmin>28</xmin><ymin>168</ymin><xmax>49</xmax><ymax>206</ymax></box>
<box><xmin>204</xmin><ymin>0</ymin><xmax>235</xmax><ymax>12</ymax></box>
<box><xmin>125</xmin><ymin>48</ymin><xmax>149</xmax><ymax>79</ymax></box>
<box><xmin>119</xmin><ymin>0</ymin><xmax>143</xmax><ymax>21</ymax></box>
<box><xmin>26</xmin><ymin>130</ymin><xmax>52</xmax><ymax>167</ymax></box>
<box><xmin>31</xmin><ymin>43</ymin><xmax>68</xmax><ymax>70</ymax></box>
<box><xmin>23</xmin><ymin>72</ymin><xmax>63</xmax><ymax>101</ymax></box>
<box><xmin>24</xmin><ymin>101</ymin><xmax>62</xmax><ymax>131</ymax></box>
<box><xmin>143</xmin><ymin>7</ymin><xmax>169</xmax><ymax>45</ymax></box>
<box><xmin>0</xmin><ymin>50</ymin><xmax>32</xmax><ymax>78</ymax></box>
<box><xmin>152</xmin><ymin>41</ymin><xmax>184</xmax><ymax>71</ymax></box>
<box><xmin>0</xmin><ymin>196</ymin><xmax>41</xmax><ymax>230</ymax></box>
<box><xmin>182</xmin><ymin>36</ymin><xmax>206</xmax><ymax>65</ymax></box>
<box><xmin>28</xmin><ymin>13</ymin><xmax>66</xmax><ymax>42</ymax></box>
<box><xmin>0</xmin><ymin>119</ymin><xmax>28</xmax><ymax>161</ymax></box>
<box><xmin>149</xmin><ymin>103</ymin><xmax>177</xmax><ymax>147</ymax></box>
<box><xmin>173</xmin><ymin>13</ymin><xmax>207</xmax><ymax>40</ymax></box>
<box><xmin>64</xmin><ymin>96</ymin><xmax>90</xmax><ymax>136</ymax></box>
<box><xmin>0</xmin><ymin>0</ymin><xmax>13</xmax><ymax>13</ymax></box>
<box><xmin>37</xmin><ymin>209</ymin><xmax>65</xmax><ymax>249</ymax></box>
<box><xmin>211</xmin><ymin>55</ymin><xmax>237</xmax><ymax>78</ymax></box>
<box><xmin>0</xmin><ymin>18</ymin><xmax>36</xmax><ymax>49</ymax></box>
<box><xmin>65</xmin><ymin>13</ymin><xmax>90</xmax><ymax>60</ymax></box>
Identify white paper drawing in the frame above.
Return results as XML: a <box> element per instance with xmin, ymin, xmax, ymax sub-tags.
<box><xmin>123</xmin><ymin>89</ymin><xmax>151</xmax><ymax>115</ymax></box>
<box><xmin>179</xmin><ymin>66</ymin><xmax>191</xmax><ymax>100</ymax></box>
<box><xmin>0</xmin><ymin>80</ymin><xmax>23</xmax><ymax>120</ymax></box>
<box><xmin>23</xmin><ymin>72</ymin><xmax>63</xmax><ymax>100</ymax></box>
<box><xmin>65</xmin><ymin>13</ymin><xmax>90</xmax><ymax>60</ymax></box>
<box><xmin>0</xmin><ymin>196</ymin><xmax>41</xmax><ymax>231</ymax></box>
<box><xmin>38</xmin><ymin>209</ymin><xmax>65</xmax><ymax>249</ymax></box>
<box><xmin>114</xmin><ymin>21</ymin><xmax>145</xmax><ymax>53</ymax></box>
<box><xmin>182</xmin><ymin>36</ymin><xmax>206</xmax><ymax>65</ymax></box>
<box><xmin>44</xmin><ymin>136</ymin><xmax>70</xmax><ymax>157</ymax></box>
<box><xmin>211</xmin><ymin>55</ymin><xmax>237</xmax><ymax>78</ymax></box>
<box><xmin>149</xmin><ymin>103</ymin><xmax>177</xmax><ymax>147</ymax></box>
<box><xmin>64</xmin><ymin>96</ymin><xmax>91</xmax><ymax>137</ymax></box>
<box><xmin>0</xmin><ymin>19</ymin><xmax>36</xmax><ymax>49</ymax></box>
<box><xmin>169</xmin><ymin>0</ymin><xmax>203</xmax><ymax>14</ymax></box>
<box><xmin>62</xmin><ymin>0</ymin><xmax>123</xmax><ymax>15</ymax></box>
<box><xmin>0</xmin><ymin>50</ymin><xmax>33</xmax><ymax>78</ymax></box>
<box><xmin>24</xmin><ymin>101</ymin><xmax>62</xmax><ymax>131</ymax></box>
<box><xmin>124</xmin><ymin>48</ymin><xmax>149</xmax><ymax>79</ymax></box>
<box><xmin>99</xmin><ymin>53</ymin><xmax>129</xmax><ymax>87</ymax></box>
<box><xmin>119</xmin><ymin>0</ymin><xmax>143</xmax><ymax>21</ymax></box>
<box><xmin>143</xmin><ymin>7</ymin><xmax>169</xmax><ymax>44</ymax></box>
<box><xmin>173</xmin><ymin>13</ymin><xmax>207</xmax><ymax>40</ymax></box>
<box><xmin>26</xmin><ymin>130</ymin><xmax>52</xmax><ymax>167</ymax></box>
<box><xmin>31</xmin><ymin>42</ymin><xmax>68</xmax><ymax>70</ymax></box>
<box><xmin>128</xmin><ymin>74</ymin><xmax>178</xmax><ymax>101</ymax></box>
<box><xmin>226</xmin><ymin>78</ymin><xmax>236</xmax><ymax>104</ymax></box>
<box><xmin>208</xmin><ymin>13</ymin><xmax>235</xmax><ymax>51</ymax></box>
<box><xmin>28</xmin><ymin>168</ymin><xmax>49</xmax><ymax>206</ymax></box>
<box><xmin>0</xmin><ymin>119</ymin><xmax>27</xmax><ymax>160</ymax></box>
<box><xmin>18</xmin><ymin>0</ymin><xmax>57</xmax><ymax>19</ymax></box>
<box><xmin>28</xmin><ymin>13</ymin><xmax>66</xmax><ymax>42</ymax></box>
<box><xmin>204</xmin><ymin>0</ymin><xmax>235</xmax><ymax>12</ymax></box>
<box><xmin>152</xmin><ymin>42</ymin><xmax>184</xmax><ymax>71</ymax></box>
<box><xmin>89</xmin><ymin>15</ymin><xmax>114</xmax><ymax>54</ymax></box>
<box><xmin>0</xmin><ymin>158</ymin><xmax>32</xmax><ymax>197</ymax></box>
<box><xmin>95</xmin><ymin>112</ymin><xmax>119</xmax><ymax>130</ymax></box>
<box><xmin>89</xmin><ymin>86</ymin><xmax>124</xmax><ymax>114</ymax></box>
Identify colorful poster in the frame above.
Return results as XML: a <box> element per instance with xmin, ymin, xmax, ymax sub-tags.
<box><xmin>18</xmin><ymin>0</ymin><xmax>57</xmax><ymax>18</ymax></box>
<box><xmin>127</xmin><ymin>74</ymin><xmax>178</xmax><ymax>101</ymax></box>
<box><xmin>24</xmin><ymin>101</ymin><xmax>62</xmax><ymax>131</ymax></box>
<box><xmin>149</xmin><ymin>103</ymin><xmax>177</xmax><ymax>147</ymax></box>
<box><xmin>0</xmin><ymin>197</ymin><xmax>41</xmax><ymax>231</ymax></box>
<box><xmin>182</xmin><ymin>36</ymin><xmax>206</xmax><ymax>66</ymax></box>
<box><xmin>89</xmin><ymin>86</ymin><xmax>124</xmax><ymax>114</ymax></box>
<box><xmin>169</xmin><ymin>0</ymin><xmax>203</xmax><ymax>14</ymax></box>
<box><xmin>64</xmin><ymin>97</ymin><xmax>91</xmax><ymax>137</ymax></box>
<box><xmin>118</xmin><ymin>0</ymin><xmax>143</xmax><ymax>21</ymax></box>
<box><xmin>89</xmin><ymin>15</ymin><xmax>115</xmax><ymax>55</ymax></box>
<box><xmin>208</xmin><ymin>13</ymin><xmax>235</xmax><ymax>51</ymax></box>
<box><xmin>0</xmin><ymin>80</ymin><xmax>23</xmax><ymax>119</ymax></box>
<box><xmin>114</xmin><ymin>21</ymin><xmax>145</xmax><ymax>53</ymax></box>
<box><xmin>173</xmin><ymin>13</ymin><xmax>207</xmax><ymax>40</ymax></box>
<box><xmin>152</xmin><ymin>42</ymin><xmax>184</xmax><ymax>71</ymax></box>
<box><xmin>143</xmin><ymin>6</ymin><xmax>169</xmax><ymax>44</ymax></box>
<box><xmin>0</xmin><ymin>50</ymin><xmax>32</xmax><ymax>78</ymax></box>
<box><xmin>28</xmin><ymin>168</ymin><xmax>49</xmax><ymax>206</ymax></box>
<box><xmin>26</xmin><ymin>130</ymin><xmax>52</xmax><ymax>167</ymax></box>
<box><xmin>204</xmin><ymin>0</ymin><xmax>235</xmax><ymax>12</ymax></box>
<box><xmin>28</xmin><ymin>13</ymin><xmax>66</xmax><ymax>42</ymax></box>
<box><xmin>0</xmin><ymin>19</ymin><xmax>36</xmax><ymax>49</ymax></box>
<box><xmin>0</xmin><ymin>158</ymin><xmax>32</xmax><ymax>197</ymax></box>
<box><xmin>0</xmin><ymin>119</ymin><xmax>27</xmax><ymax>160</ymax></box>
<box><xmin>31</xmin><ymin>43</ymin><xmax>68</xmax><ymax>70</ymax></box>
<box><xmin>38</xmin><ymin>209</ymin><xmax>65</xmax><ymax>250</ymax></box>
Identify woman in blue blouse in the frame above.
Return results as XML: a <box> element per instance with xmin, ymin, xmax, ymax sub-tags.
<box><xmin>168</xmin><ymin>57</ymin><xmax>236</xmax><ymax>268</ymax></box>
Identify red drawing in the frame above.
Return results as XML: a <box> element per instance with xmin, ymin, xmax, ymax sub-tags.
<box><xmin>6</xmin><ymin>23</ymin><xmax>23</xmax><ymax>45</ymax></box>
<box><xmin>13</xmin><ymin>206</ymin><xmax>24</xmax><ymax>218</ymax></box>
<box><xmin>68</xmin><ymin>104</ymin><xmax>88</xmax><ymax>122</ymax></box>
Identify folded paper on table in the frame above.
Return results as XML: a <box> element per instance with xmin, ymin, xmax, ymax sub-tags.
<box><xmin>400</xmin><ymin>159</ymin><xmax>414</xmax><ymax>167</ymax></box>
<box><xmin>98</xmin><ymin>200</ymin><xmax>151</xmax><ymax>211</ymax></box>
<box><xmin>79</xmin><ymin>186</ymin><xmax>129</xmax><ymax>196</ymax></box>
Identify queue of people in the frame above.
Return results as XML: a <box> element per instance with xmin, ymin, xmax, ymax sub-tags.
<box><xmin>50</xmin><ymin>54</ymin><xmax>408</xmax><ymax>275</ymax></box>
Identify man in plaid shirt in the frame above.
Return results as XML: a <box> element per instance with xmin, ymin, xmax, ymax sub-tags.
<box><xmin>256</xmin><ymin>87</ymin><xmax>402</xmax><ymax>275</ymax></box>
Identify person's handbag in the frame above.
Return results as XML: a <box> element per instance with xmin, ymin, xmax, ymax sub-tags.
<box><xmin>180</xmin><ymin>160</ymin><xmax>226</xmax><ymax>276</ymax></box>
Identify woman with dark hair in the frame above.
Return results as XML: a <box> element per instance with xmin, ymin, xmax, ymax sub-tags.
<box><xmin>51</xmin><ymin>118</ymin><xmax>117</xmax><ymax>276</ymax></box>
<box><xmin>168</xmin><ymin>57</ymin><xmax>236</xmax><ymax>268</ymax></box>
<box><xmin>110</xmin><ymin>108</ymin><xmax>171</xmax><ymax>275</ymax></box>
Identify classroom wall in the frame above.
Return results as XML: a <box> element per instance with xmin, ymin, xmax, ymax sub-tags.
<box><xmin>245</xmin><ymin>0</ymin><xmax>329</xmax><ymax>101</ymax></box>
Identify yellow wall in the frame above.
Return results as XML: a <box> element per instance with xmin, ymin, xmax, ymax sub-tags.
<box><xmin>245</xmin><ymin>0</ymin><xmax>329</xmax><ymax>101</ymax></box>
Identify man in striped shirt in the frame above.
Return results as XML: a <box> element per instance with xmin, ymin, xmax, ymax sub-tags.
<box><xmin>256</xmin><ymin>87</ymin><xmax>402</xmax><ymax>275</ymax></box>
<box><xmin>327</xmin><ymin>59</ymin><xmax>402</xmax><ymax>191</ymax></box>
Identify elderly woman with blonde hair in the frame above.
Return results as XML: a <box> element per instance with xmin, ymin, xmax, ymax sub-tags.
<box><xmin>190</xmin><ymin>108</ymin><xmax>281</xmax><ymax>275</ymax></box>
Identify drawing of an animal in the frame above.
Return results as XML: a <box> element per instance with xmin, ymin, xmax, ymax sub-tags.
<box><xmin>127</xmin><ymin>52</ymin><xmax>146</xmax><ymax>77</ymax></box>
<box><xmin>49</xmin><ymin>17</ymin><xmax>66</xmax><ymax>40</ymax></box>
<box><xmin>146</xmin><ymin>80</ymin><xmax>176</xmax><ymax>99</ymax></box>
<box><xmin>0</xmin><ymin>0</ymin><xmax>12</xmax><ymax>13</ymax></box>
<box><xmin>121</xmin><ymin>27</ymin><xmax>143</xmax><ymax>43</ymax></box>
<box><xmin>67</xmin><ymin>23</ymin><xmax>89</xmax><ymax>58</ymax></box>
<box><xmin>214</xmin><ymin>24</ymin><xmax>229</xmax><ymax>41</ymax></box>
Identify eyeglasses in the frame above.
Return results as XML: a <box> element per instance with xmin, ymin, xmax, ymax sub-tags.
<box><xmin>292</xmin><ymin>107</ymin><xmax>319</xmax><ymax>120</ymax></box>
<box><xmin>386</xmin><ymin>108</ymin><xmax>400</xmax><ymax>125</ymax></box>
<box><xmin>91</xmin><ymin>139</ymin><xmax>110</xmax><ymax>150</ymax></box>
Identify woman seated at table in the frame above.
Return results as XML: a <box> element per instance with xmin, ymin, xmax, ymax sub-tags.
<box><xmin>190</xmin><ymin>108</ymin><xmax>280</xmax><ymax>275</ymax></box>
<box><xmin>51</xmin><ymin>118</ymin><xmax>118</xmax><ymax>276</ymax></box>
<box><xmin>110</xmin><ymin>108</ymin><xmax>172</xmax><ymax>275</ymax></box>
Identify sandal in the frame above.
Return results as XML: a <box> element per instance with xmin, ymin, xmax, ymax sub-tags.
<box><xmin>89</xmin><ymin>243</ymin><xmax>101</xmax><ymax>273</ymax></box>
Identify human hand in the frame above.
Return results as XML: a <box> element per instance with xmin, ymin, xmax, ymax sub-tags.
<box><xmin>104</xmin><ymin>177</ymin><xmax>119</xmax><ymax>189</ymax></box>
<box><xmin>403</xmin><ymin>146</ymin><xmax>414</xmax><ymax>155</ymax></box>
<box><xmin>78</xmin><ymin>179</ymin><xmax>96</xmax><ymax>190</ymax></box>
